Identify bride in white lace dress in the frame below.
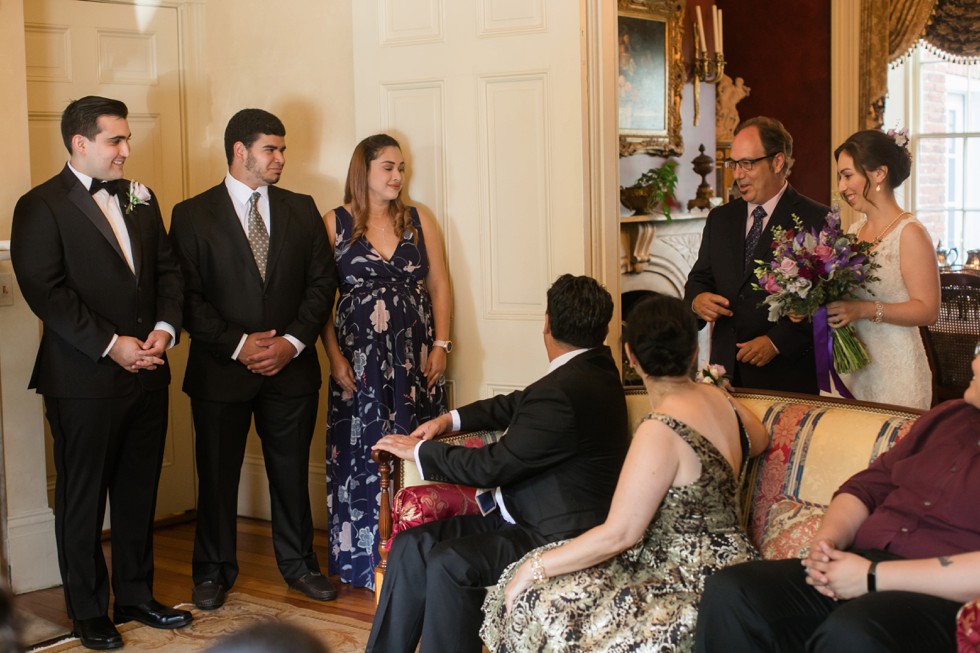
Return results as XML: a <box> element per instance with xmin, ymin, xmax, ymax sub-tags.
<box><xmin>826</xmin><ymin>129</ymin><xmax>939</xmax><ymax>409</ymax></box>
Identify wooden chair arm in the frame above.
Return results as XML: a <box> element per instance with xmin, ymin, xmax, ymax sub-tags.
<box><xmin>371</xmin><ymin>450</ymin><xmax>394</xmax><ymax>575</ymax></box>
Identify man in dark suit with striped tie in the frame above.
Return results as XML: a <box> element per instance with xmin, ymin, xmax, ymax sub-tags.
<box><xmin>685</xmin><ymin>116</ymin><xmax>827</xmax><ymax>393</ymax></box>
<box><xmin>169</xmin><ymin>109</ymin><xmax>338</xmax><ymax>610</ymax></box>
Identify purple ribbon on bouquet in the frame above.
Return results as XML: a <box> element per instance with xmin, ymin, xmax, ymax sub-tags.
<box><xmin>813</xmin><ymin>306</ymin><xmax>854</xmax><ymax>399</ymax></box>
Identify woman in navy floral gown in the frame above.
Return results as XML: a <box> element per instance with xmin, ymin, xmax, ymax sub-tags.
<box><xmin>321</xmin><ymin>134</ymin><xmax>450</xmax><ymax>589</ymax></box>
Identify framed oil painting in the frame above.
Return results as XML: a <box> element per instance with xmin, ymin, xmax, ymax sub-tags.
<box><xmin>618</xmin><ymin>0</ymin><xmax>685</xmax><ymax>157</ymax></box>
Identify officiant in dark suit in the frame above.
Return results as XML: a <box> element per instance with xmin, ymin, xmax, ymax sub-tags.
<box><xmin>685</xmin><ymin>116</ymin><xmax>827</xmax><ymax>394</ymax></box>
<box><xmin>365</xmin><ymin>274</ymin><xmax>630</xmax><ymax>653</ymax></box>
<box><xmin>11</xmin><ymin>95</ymin><xmax>189</xmax><ymax>650</ymax></box>
<box><xmin>169</xmin><ymin>109</ymin><xmax>338</xmax><ymax>610</ymax></box>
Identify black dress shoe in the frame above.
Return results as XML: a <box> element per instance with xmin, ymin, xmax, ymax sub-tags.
<box><xmin>192</xmin><ymin>580</ymin><xmax>227</xmax><ymax>610</ymax></box>
<box><xmin>113</xmin><ymin>599</ymin><xmax>192</xmax><ymax>629</ymax></box>
<box><xmin>73</xmin><ymin>616</ymin><xmax>123</xmax><ymax>650</ymax></box>
<box><xmin>288</xmin><ymin>571</ymin><xmax>338</xmax><ymax>601</ymax></box>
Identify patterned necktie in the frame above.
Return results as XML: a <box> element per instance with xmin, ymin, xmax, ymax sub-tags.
<box><xmin>744</xmin><ymin>205</ymin><xmax>767</xmax><ymax>270</ymax></box>
<box><xmin>247</xmin><ymin>192</ymin><xmax>270</xmax><ymax>280</ymax></box>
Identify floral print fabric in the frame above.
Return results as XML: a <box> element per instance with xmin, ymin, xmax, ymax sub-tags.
<box><xmin>326</xmin><ymin>206</ymin><xmax>447</xmax><ymax>590</ymax></box>
<box><xmin>481</xmin><ymin>413</ymin><xmax>758</xmax><ymax>653</ymax></box>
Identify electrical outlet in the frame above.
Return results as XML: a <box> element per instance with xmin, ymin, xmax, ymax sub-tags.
<box><xmin>0</xmin><ymin>272</ymin><xmax>13</xmax><ymax>306</ymax></box>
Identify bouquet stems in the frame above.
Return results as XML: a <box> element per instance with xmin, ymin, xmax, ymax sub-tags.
<box><xmin>832</xmin><ymin>324</ymin><xmax>871</xmax><ymax>374</ymax></box>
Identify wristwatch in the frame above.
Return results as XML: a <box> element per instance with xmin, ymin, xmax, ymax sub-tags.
<box><xmin>433</xmin><ymin>340</ymin><xmax>453</xmax><ymax>353</ymax></box>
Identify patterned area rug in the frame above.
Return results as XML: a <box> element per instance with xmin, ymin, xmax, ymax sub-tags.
<box><xmin>29</xmin><ymin>593</ymin><xmax>370</xmax><ymax>653</ymax></box>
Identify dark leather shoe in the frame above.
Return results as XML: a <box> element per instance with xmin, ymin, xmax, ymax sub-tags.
<box><xmin>192</xmin><ymin>580</ymin><xmax>227</xmax><ymax>610</ymax></box>
<box><xmin>73</xmin><ymin>616</ymin><xmax>122</xmax><ymax>650</ymax></box>
<box><xmin>113</xmin><ymin>599</ymin><xmax>192</xmax><ymax>629</ymax></box>
<box><xmin>288</xmin><ymin>571</ymin><xmax>337</xmax><ymax>601</ymax></box>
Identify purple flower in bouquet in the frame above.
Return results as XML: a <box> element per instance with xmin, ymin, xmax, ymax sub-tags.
<box><xmin>752</xmin><ymin>210</ymin><xmax>879</xmax><ymax>378</ymax></box>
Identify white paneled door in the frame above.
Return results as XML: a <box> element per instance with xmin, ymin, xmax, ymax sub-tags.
<box><xmin>352</xmin><ymin>0</ymin><xmax>590</xmax><ymax>403</ymax></box>
<box><xmin>24</xmin><ymin>0</ymin><xmax>195</xmax><ymax>519</ymax></box>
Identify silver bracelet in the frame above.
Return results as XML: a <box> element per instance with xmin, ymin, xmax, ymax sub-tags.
<box><xmin>873</xmin><ymin>301</ymin><xmax>884</xmax><ymax>324</ymax></box>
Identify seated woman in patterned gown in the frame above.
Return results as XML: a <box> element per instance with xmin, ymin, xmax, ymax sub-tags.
<box><xmin>480</xmin><ymin>294</ymin><xmax>769</xmax><ymax>653</ymax></box>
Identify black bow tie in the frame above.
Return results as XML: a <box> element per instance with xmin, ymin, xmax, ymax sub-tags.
<box><xmin>89</xmin><ymin>179</ymin><xmax>119</xmax><ymax>196</ymax></box>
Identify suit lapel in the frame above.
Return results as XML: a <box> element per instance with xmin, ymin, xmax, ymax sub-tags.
<box><xmin>62</xmin><ymin>167</ymin><xmax>129</xmax><ymax>265</ymax></box>
<box><xmin>266</xmin><ymin>187</ymin><xmax>289</xmax><ymax>283</ymax></box>
<box><xmin>208</xmin><ymin>184</ymin><xmax>265</xmax><ymax>284</ymax></box>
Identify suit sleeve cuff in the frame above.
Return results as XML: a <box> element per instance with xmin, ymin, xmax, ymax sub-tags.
<box><xmin>283</xmin><ymin>334</ymin><xmax>305</xmax><ymax>358</ymax></box>
<box><xmin>102</xmin><ymin>334</ymin><xmax>119</xmax><ymax>358</ymax></box>
<box><xmin>231</xmin><ymin>334</ymin><xmax>247</xmax><ymax>361</ymax></box>
<box><xmin>414</xmin><ymin>440</ymin><xmax>427</xmax><ymax>480</ymax></box>
<box><xmin>154</xmin><ymin>322</ymin><xmax>177</xmax><ymax>349</ymax></box>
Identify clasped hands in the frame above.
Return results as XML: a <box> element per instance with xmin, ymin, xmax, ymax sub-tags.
<box><xmin>693</xmin><ymin>293</ymin><xmax>777</xmax><ymax>367</ymax></box>
<box><xmin>371</xmin><ymin>413</ymin><xmax>454</xmax><ymax>463</ymax></box>
<box><xmin>240</xmin><ymin>329</ymin><xmax>296</xmax><ymax>376</ymax></box>
<box><xmin>801</xmin><ymin>539</ymin><xmax>874</xmax><ymax>601</ymax></box>
<box><xmin>109</xmin><ymin>329</ymin><xmax>171</xmax><ymax>373</ymax></box>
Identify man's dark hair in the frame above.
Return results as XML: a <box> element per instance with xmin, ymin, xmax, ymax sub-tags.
<box><xmin>546</xmin><ymin>274</ymin><xmax>613</xmax><ymax>348</ymax></box>
<box><xmin>223</xmin><ymin>108</ymin><xmax>286</xmax><ymax>165</ymax></box>
<box><xmin>60</xmin><ymin>96</ymin><xmax>128</xmax><ymax>154</ymax></box>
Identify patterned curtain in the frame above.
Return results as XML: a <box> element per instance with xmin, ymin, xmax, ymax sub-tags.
<box><xmin>859</xmin><ymin>0</ymin><xmax>980</xmax><ymax>130</ymax></box>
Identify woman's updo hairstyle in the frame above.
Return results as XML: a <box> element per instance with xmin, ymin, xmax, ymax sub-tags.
<box><xmin>834</xmin><ymin>129</ymin><xmax>912</xmax><ymax>192</ymax></box>
<box><xmin>624</xmin><ymin>294</ymin><xmax>697</xmax><ymax>378</ymax></box>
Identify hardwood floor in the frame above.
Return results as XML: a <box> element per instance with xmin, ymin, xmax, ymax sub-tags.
<box><xmin>14</xmin><ymin>518</ymin><xmax>377</xmax><ymax>632</ymax></box>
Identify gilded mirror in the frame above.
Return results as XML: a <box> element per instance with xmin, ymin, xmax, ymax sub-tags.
<box><xmin>617</xmin><ymin>0</ymin><xmax>685</xmax><ymax>157</ymax></box>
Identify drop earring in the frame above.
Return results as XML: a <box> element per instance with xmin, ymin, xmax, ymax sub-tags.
<box><xmin>875</xmin><ymin>184</ymin><xmax>881</xmax><ymax>192</ymax></box>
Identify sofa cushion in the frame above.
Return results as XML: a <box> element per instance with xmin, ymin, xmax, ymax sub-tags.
<box><xmin>733</xmin><ymin>393</ymin><xmax>920</xmax><ymax>551</ymax></box>
<box><xmin>760</xmin><ymin>497</ymin><xmax>824</xmax><ymax>560</ymax></box>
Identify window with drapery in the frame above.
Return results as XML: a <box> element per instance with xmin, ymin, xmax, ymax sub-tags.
<box><xmin>867</xmin><ymin>0</ymin><xmax>980</xmax><ymax>254</ymax></box>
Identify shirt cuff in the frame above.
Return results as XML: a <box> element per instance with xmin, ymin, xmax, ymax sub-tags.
<box><xmin>414</xmin><ymin>440</ymin><xmax>427</xmax><ymax>481</ymax></box>
<box><xmin>283</xmin><ymin>334</ymin><xmax>305</xmax><ymax>358</ymax></box>
<box><xmin>231</xmin><ymin>334</ymin><xmax>247</xmax><ymax>361</ymax></box>
<box><xmin>451</xmin><ymin>409</ymin><xmax>461</xmax><ymax>432</ymax></box>
<box><xmin>766</xmin><ymin>336</ymin><xmax>780</xmax><ymax>355</ymax></box>
<box><xmin>102</xmin><ymin>334</ymin><xmax>119</xmax><ymax>358</ymax></box>
<box><xmin>154</xmin><ymin>322</ymin><xmax>177</xmax><ymax>349</ymax></box>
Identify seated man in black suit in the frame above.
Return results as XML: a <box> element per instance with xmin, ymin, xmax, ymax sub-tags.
<box><xmin>365</xmin><ymin>274</ymin><xmax>630</xmax><ymax>653</ymax></box>
<box><xmin>685</xmin><ymin>116</ymin><xmax>828</xmax><ymax>393</ymax></box>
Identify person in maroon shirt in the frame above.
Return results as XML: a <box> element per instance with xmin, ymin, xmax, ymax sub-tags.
<box><xmin>694</xmin><ymin>352</ymin><xmax>980</xmax><ymax>653</ymax></box>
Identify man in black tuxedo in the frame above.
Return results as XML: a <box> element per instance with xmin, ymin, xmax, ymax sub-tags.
<box><xmin>169</xmin><ymin>109</ymin><xmax>338</xmax><ymax>610</ymax></box>
<box><xmin>11</xmin><ymin>96</ymin><xmax>189</xmax><ymax>650</ymax></box>
<box><xmin>685</xmin><ymin>116</ymin><xmax>828</xmax><ymax>394</ymax></box>
<box><xmin>366</xmin><ymin>274</ymin><xmax>630</xmax><ymax>653</ymax></box>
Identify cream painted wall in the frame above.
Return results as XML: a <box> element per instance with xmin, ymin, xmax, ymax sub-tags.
<box><xmin>0</xmin><ymin>0</ymin><xmax>61</xmax><ymax>592</ymax></box>
<box><xmin>189</xmin><ymin>0</ymin><xmax>356</xmax><ymax>528</ymax></box>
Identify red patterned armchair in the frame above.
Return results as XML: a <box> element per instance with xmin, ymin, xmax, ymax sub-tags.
<box><xmin>371</xmin><ymin>429</ymin><xmax>503</xmax><ymax>599</ymax></box>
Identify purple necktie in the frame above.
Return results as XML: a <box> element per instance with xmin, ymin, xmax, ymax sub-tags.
<box><xmin>744</xmin><ymin>205</ymin><xmax>767</xmax><ymax>271</ymax></box>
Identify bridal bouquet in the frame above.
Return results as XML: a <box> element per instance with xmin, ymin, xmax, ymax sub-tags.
<box><xmin>752</xmin><ymin>210</ymin><xmax>879</xmax><ymax>390</ymax></box>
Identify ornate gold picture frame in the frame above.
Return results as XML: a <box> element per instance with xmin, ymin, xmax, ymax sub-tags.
<box><xmin>617</xmin><ymin>0</ymin><xmax>685</xmax><ymax>157</ymax></box>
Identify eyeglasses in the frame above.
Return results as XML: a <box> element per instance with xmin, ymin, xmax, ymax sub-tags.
<box><xmin>724</xmin><ymin>154</ymin><xmax>775</xmax><ymax>171</ymax></box>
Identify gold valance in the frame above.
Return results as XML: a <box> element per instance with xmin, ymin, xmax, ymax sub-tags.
<box><xmin>920</xmin><ymin>0</ymin><xmax>980</xmax><ymax>62</ymax></box>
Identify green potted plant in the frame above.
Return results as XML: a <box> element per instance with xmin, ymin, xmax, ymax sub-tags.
<box><xmin>620</xmin><ymin>160</ymin><xmax>680</xmax><ymax>219</ymax></box>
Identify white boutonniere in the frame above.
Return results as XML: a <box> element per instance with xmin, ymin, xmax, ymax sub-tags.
<box><xmin>125</xmin><ymin>180</ymin><xmax>152</xmax><ymax>214</ymax></box>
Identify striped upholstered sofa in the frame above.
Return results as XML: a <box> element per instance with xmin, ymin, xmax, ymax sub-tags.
<box><xmin>372</xmin><ymin>388</ymin><xmax>977</xmax><ymax>647</ymax></box>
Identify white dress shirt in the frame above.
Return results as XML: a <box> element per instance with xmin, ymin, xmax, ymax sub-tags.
<box><xmin>223</xmin><ymin>173</ymin><xmax>303</xmax><ymax>360</ymax></box>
